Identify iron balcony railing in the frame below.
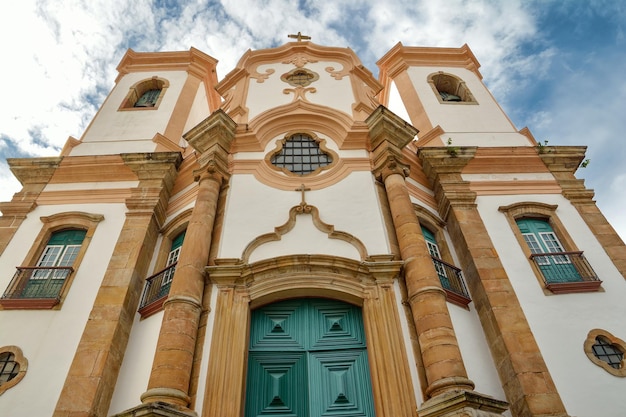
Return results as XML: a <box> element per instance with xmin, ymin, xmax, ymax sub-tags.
<box><xmin>2</xmin><ymin>266</ymin><xmax>73</xmax><ymax>300</ymax></box>
<box><xmin>431</xmin><ymin>257</ymin><xmax>471</xmax><ymax>302</ymax></box>
<box><xmin>529</xmin><ymin>251</ymin><xmax>600</xmax><ymax>286</ymax></box>
<box><xmin>138</xmin><ymin>262</ymin><xmax>177</xmax><ymax>310</ymax></box>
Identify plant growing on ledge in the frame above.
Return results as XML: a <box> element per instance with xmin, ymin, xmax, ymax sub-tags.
<box><xmin>446</xmin><ymin>138</ymin><xmax>459</xmax><ymax>157</ymax></box>
<box><xmin>580</xmin><ymin>159</ymin><xmax>591</xmax><ymax>168</ymax></box>
<box><xmin>536</xmin><ymin>139</ymin><xmax>549</xmax><ymax>154</ymax></box>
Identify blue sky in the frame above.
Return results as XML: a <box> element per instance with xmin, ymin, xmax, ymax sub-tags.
<box><xmin>0</xmin><ymin>0</ymin><xmax>625</xmax><ymax>239</ymax></box>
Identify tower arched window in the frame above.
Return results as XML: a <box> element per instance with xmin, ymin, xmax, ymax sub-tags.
<box><xmin>428</xmin><ymin>72</ymin><xmax>477</xmax><ymax>104</ymax></box>
<box><xmin>119</xmin><ymin>77</ymin><xmax>169</xmax><ymax>110</ymax></box>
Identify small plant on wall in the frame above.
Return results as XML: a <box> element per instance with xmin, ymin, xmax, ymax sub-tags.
<box><xmin>446</xmin><ymin>138</ymin><xmax>459</xmax><ymax>157</ymax></box>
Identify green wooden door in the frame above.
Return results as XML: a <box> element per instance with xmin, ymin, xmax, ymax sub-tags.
<box><xmin>516</xmin><ymin>218</ymin><xmax>581</xmax><ymax>283</ymax></box>
<box><xmin>245</xmin><ymin>298</ymin><xmax>374</xmax><ymax>417</ymax></box>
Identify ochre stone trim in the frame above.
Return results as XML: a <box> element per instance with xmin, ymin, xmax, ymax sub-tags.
<box><xmin>36</xmin><ymin>188</ymin><xmax>133</xmax><ymax>205</ymax></box>
<box><xmin>584</xmin><ymin>329</ymin><xmax>626</xmax><ymax>377</ymax></box>
<box><xmin>53</xmin><ymin>154</ymin><xmax>180</xmax><ymax>417</ymax></box>
<box><xmin>241</xmin><ymin>203</ymin><xmax>368</xmax><ymax>262</ymax></box>
<box><xmin>377</xmin><ymin>42</ymin><xmax>483</xmax><ymax>82</ymax></box>
<box><xmin>232</xmin><ymin>157</ymin><xmax>370</xmax><ymax>191</ymax></box>
<box><xmin>418</xmin><ymin>389</ymin><xmax>509</xmax><ymax>417</ymax></box>
<box><xmin>234</xmin><ymin>100</ymin><xmax>367</xmax><ymax>152</ymax></box>
<box><xmin>420</xmin><ymin>150</ymin><xmax>567</xmax><ymax>416</ymax></box>
<box><xmin>49</xmin><ymin>154</ymin><xmax>137</xmax><ymax>184</ymax></box>
<box><xmin>427</xmin><ymin>71</ymin><xmax>478</xmax><ymax>104</ymax></box>
<box><xmin>203</xmin><ymin>255</ymin><xmax>417</xmax><ymax>417</ymax></box>
<box><xmin>118</xmin><ymin>76</ymin><xmax>170</xmax><ymax>111</ymax></box>
<box><xmin>115</xmin><ymin>48</ymin><xmax>221</xmax><ymax>110</ymax></box>
<box><xmin>0</xmin><ymin>345</ymin><xmax>28</xmax><ymax>396</ymax></box>
<box><xmin>539</xmin><ymin>146</ymin><xmax>626</xmax><ymax>280</ymax></box>
<box><xmin>0</xmin><ymin>157</ymin><xmax>62</xmax><ymax>256</ymax></box>
<box><xmin>216</xmin><ymin>41</ymin><xmax>382</xmax><ymax>124</ymax></box>
<box><xmin>143</xmin><ymin>110</ymin><xmax>236</xmax><ymax>409</ymax></box>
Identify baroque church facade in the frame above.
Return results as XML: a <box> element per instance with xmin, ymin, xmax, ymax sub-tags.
<box><xmin>1</xmin><ymin>38</ymin><xmax>625</xmax><ymax>417</ymax></box>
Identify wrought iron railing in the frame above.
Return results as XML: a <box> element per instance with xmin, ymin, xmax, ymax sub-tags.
<box><xmin>431</xmin><ymin>257</ymin><xmax>471</xmax><ymax>302</ymax></box>
<box><xmin>2</xmin><ymin>267</ymin><xmax>73</xmax><ymax>300</ymax></box>
<box><xmin>529</xmin><ymin>251</ymin><xmax>600</xmax><ymax>285</ymax></box>
<box><xmin>138</xmin><ymin>262</ymin><xmax>177</xmax><ymax>310</ymax></box>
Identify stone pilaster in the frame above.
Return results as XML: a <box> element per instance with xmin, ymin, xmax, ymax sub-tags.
<box><xmin>366</xmin><ymin>107</ymin><xmax>476</xmax><ymax>400</ymax></box>
<box><xmin>419</xmin><ymin>147</ymin><xmax>567</xmax><ymax>417</ymax></box>
<box><xmin>139</xmin><ymin>110</ymin><xmax>236</xmax><ymax>412</ymax></box>
<box><xmin>0</xmin><ymin>157</ymin><xmax>62</xmax><ymax>256</ymax></box>
<box><xmin>539</xmin><ymin>146</ymin><xmax>626</xmax><ymax>279</ymax></box>
<box><xmin>53</xmin><ymin>152</ymin><xmax>182</xmax><ymax>417</ymax></box>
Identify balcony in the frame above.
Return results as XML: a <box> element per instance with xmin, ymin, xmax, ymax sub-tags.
<box><xmin>0</xmin><ymin>266</ymin><xmax>73</xmax><ymax>309</ymax></box>
<box><xmin>431</xmin><ymin>257</ymin><xmax>471</xmax><ymax>307</ymax></box>
<box><xmin>138</xmin><ymin>262</ymin><xmax>176</xmax><ymax>317</ymax></box>
<box><xmin>530</xmin><ymin>251</ymin><xmax>602</xmax><ymax>294</ymax></box>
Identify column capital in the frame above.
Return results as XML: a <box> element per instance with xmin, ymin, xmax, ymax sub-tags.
<box><xmin>365</xmin><ymin>105</ymin><xmax>418</xmax><ymax>180</ymax></box>
<box><xmin>418</xmin><ymin>147</ymin><xmax>477</xmax><ymax>219</ymax></box>
<box><xmin>185</xmin><ymin>109</ymin><xmax>237</xmax><ymax>178</ymax></box>
<box><xmin>121</xmin><ymin>152</ymin><xmax>182</xmax><ymax>226</ymax></box>
<box><xmin>537</xmin><ymin>145</ymin><xmax>595</xmax><ymax>205</ymax></box>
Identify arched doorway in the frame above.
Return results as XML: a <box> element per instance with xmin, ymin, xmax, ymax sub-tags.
<box><xmin>245</xmin><ymin>298</ymin><xmax>375</xmax><ymax>417</ymax></box>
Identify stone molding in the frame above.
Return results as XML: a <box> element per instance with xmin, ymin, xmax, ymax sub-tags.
<box><xmin>203</xmin><ymin>254</ymin><xmax>417</xmax><ymax>417</ymax></box>
<box><xmin>241</xmin><ymin>202</ymin><xmax>368</xmax><ymax>262</ymax></box>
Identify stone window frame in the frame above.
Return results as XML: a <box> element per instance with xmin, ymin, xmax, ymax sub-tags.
<box><xmin>0</xmin><ymin>345</ymin><xmax>28</xmax><ymax>396</ymax></box>
<box><xmin>427</xmin><ymin>71</ymin><xmax>477</xmax><ymax>104</ymax></box>
<box><xmin>498</xmin><ymin>202</ymin><xmax>601</xmax><ymax>295</ymax></box>
<box><xmin>266</xmin><ymin>131</ymin><xmax>338</xmax><ymax>177</ymax></box>
<box><xmin>138</xmin><ymin>208</ymin><xmax>192</xmax><ymax>318</ymax></box>
<box><xmin>118</xmin><ymin>76</ymin><xmax>169</xmax><ymax>110</ymax></box>
<box><xmin>414</xmin><ymin>205</ymin><xmax>471</xmax><ymax>308</ymax></box>
<box><xmin>584</xmin><ymin>329</ymin><xmax>626</xmax><ymax>377</ymax></box>
<box><xmin>0</xmin><ymin>212</ymin><xmax>103</xmax><ymax>310</ymax></box>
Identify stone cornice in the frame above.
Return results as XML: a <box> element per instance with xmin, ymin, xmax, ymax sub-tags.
<box><xmin>7</xmin><ymin>157</ymin><xmax>63</xmax><ymax>185</ymax></box>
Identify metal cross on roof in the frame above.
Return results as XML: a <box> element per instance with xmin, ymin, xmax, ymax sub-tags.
<box><xmin>288</xmin><ymin>32</ymin><xmax>311</xmax><ymax>42</ymax></box>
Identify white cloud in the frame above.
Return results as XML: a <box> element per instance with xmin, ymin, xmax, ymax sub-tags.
<box><xmin>0</xmin><ymin>0</ymin><xmax>624</xmax><ymax>242</ymax></box>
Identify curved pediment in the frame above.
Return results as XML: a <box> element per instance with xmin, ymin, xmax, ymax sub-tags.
<box><xmin>216</xmin><ymin>41</ymin><xmax>382</xmax><ymax>125</ymax></box>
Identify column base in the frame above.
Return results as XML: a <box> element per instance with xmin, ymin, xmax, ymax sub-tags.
<box><xmin>418</xmin><ymin>390</ymin><xmax>509</xmax><ymax>417</ymax></box>
<box><xmin>109</xmin><ymin>402</ymin><xmax>198</xmax><ymax>417</ymax></box>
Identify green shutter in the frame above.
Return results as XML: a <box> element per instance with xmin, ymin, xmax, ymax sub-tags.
<box><xmin>246</xmin><ymin>299</ymin><xmax>375</xmax><ymax>417</ymax></box>
<box><xmin>516</xmin><ymin>218</ymin><xmax>581</xmax><ymax>283</ymax></box>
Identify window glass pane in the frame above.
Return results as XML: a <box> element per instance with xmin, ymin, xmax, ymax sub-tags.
<box><xmin>270</xmin><ymin>134</ymin><xmax>332</xmax><ymax>175</ymax></box>
<box><xmin>0</xmin><ymin>352</ymin><xmax>19</xmax><ymax>384</ymax></box>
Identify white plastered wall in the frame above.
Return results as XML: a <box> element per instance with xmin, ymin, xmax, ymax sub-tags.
<box><xmin>218</xmin><ymin>171</ymin><xmax>390</xmax><ymax>260</ymax></box>
<box><xmin>246</xmin><ymin>61</ymin><xmax>354</xmax><ymax>121</ymax></box>
<box><xmin>477</xmin><ymin>193</ymin><xmax>626</xmax><ymax>417</ymax></box>
<box><xmin>71</xmin><ymin>71</ymin><xmax>189</xmax><ymax>156</ymax></box>
<box><xmin>405</xmin><ymin>67</ymin><xmax>531</xmax><ymax>147</ymax></box>
<box><xmin>0</xmin><ymin>203</ymin><xmax>127</xmax><ymax>417</ymax></box>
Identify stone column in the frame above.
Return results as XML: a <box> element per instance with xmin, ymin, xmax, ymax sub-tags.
<box><xmin>140</xmin><ymin>110</ymin><xmax>237</xmax><ymax>410</ymax></box>
<box><xmin>366</xmin><ymin>107</ymin><xmax>475</xmax><ymax>398</ymax></box>
<box><xmin>53</xmin><ymin>152</ymin><xmax>182</xmax><ymax>417</ymax></box>
<box><xmin>419</xmin><ymin>147</ymin><xmax>568</xmax><ymax>417</ymax></box>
